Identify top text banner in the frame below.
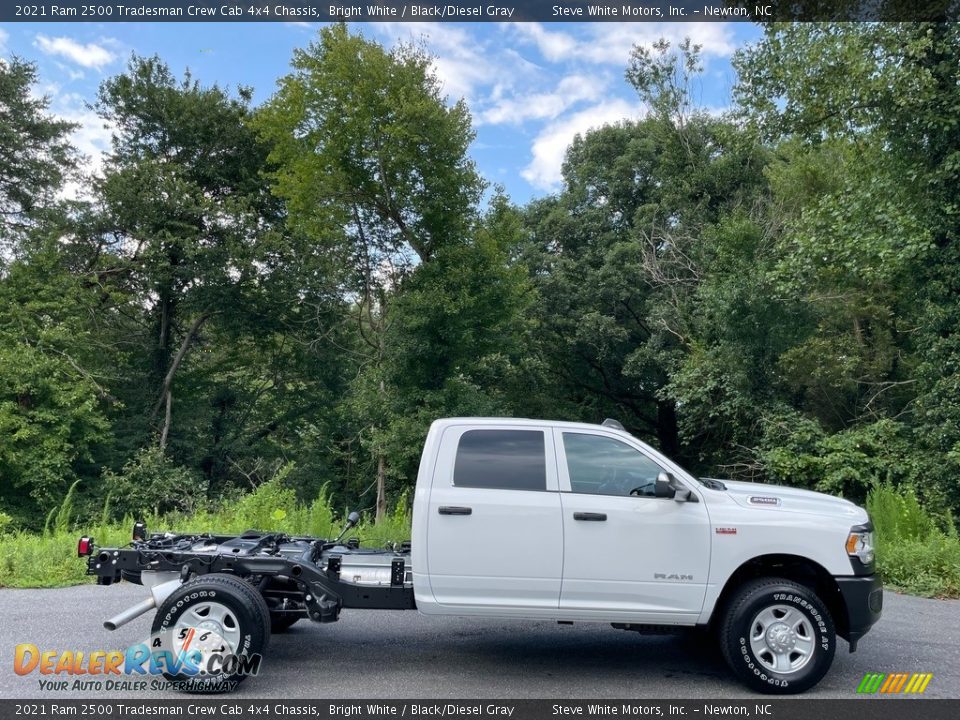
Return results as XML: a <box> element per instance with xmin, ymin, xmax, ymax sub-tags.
<box><xmin>3</xmin><ymin>1</ymin><xmax>958</xmax><ymax>23</ymax></box>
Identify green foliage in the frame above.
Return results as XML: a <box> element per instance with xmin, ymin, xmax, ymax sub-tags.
<box><xmin>101</xmin><ymin>447</ymin><xmax>208</xmax><ymax>518</ymax></box>
<box><xmin>0</xmin><ymin>473</ymin><xmax>411</xmax><ymax>589</ymax></box>
<box><xmin>0</xmin><ymin>57</ymin><xmax>77</xmax><ymax>250</ymax></box>
<box><xmin>256</xmin><ymin>24</ymin><xmax>481</xmax><ymax>262</ymax></box>
<box><xmin>867</xmin><ymin>485</ymin><xmax>960</xmax><ymax>597</ymax></box>
<box><xmin>3</xmin><ymin>25</ymin><xmax>960</xmax><ymax>598</ymax></box>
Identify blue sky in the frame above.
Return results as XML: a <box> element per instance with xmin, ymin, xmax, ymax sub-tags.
<box><xmin>0</xmin><ymin>21</ymin><xmax>761</xmax><ymax>204</ymax></box>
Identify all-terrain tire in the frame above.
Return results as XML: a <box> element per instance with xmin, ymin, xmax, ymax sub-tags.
<box><xmin>150</xmin><ymin>573</ymin><xmax>271</xmax><ymax>692</ymax></box>
<box><xmin>719</xmin><ymin>577</ymin><xmax>836</xmax><ymax>694</ymax></box>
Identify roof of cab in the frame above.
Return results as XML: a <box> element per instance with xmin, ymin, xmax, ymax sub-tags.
<box><xmin>431</xmin><ymin>417</ymin><xmax>631</xmax><ymax>435</ymax></box>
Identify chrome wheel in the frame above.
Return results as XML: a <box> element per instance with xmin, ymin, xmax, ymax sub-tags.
<box><xmin>748</xmin><ymin>604</ymin><xmax>815</xmax><ymax>674</ymax></box>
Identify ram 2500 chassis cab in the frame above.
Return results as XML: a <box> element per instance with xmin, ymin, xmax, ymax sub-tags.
<box><xmin>80</xmin><ymin>418</ymin><xmax>882</xmax><ymax>694</ymax></box>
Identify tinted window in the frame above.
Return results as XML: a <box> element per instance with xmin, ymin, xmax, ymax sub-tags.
<box><xmin>563</xmin><ymin>432</ymin><xmax>664</xmax><ymax>497</ymax></box>
<box><xmin>453</xmin><ymin>429</ymin><xmax>546</xmax><ymax>491</ymax></box>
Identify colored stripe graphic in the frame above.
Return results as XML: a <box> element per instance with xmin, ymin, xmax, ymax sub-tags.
<box><xmin>879</xmin><ymin>674</ymin><xmax>897</xmax><ymax>693</ymax></box>
<box><xmin>857</xmin><ymin>673</ymin><xmax>885</xmax><ymax>693</ymax></box>
<box><xmin>857</xmin><ymin>672</ymin><xmax>933</xmax><ymax>694</ymax></box>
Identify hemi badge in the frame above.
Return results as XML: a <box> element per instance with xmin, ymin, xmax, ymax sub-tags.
<box><xmin>715</xmin><ymin>527</ymin><xmax>737</xmax><ymax>535</ymax></box>
<box><xmin>749</xmin><ymin>496</ymin><xmax>781</xmax><ymax>506</ymax></box>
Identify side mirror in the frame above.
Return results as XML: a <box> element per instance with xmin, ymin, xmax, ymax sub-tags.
<box><xmin>654</xmin><ymin>472</ymin><xmax>676</xmax><ymax>499</ymax></box>
<box><xmin>655</xmin><ymin>471</ymin><xmax>693</xmax><ymax>502</ymax></box>
<box><xmin>346</xmin><ymin>511</ymin><xmax>360</xmax><ymax>527</ymax></box>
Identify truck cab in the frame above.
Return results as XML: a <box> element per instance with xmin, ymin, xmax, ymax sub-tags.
<box><xmin>411</xmin><ymin>418</ymin><xmax>882</xmax><ymax>692</ymax></box>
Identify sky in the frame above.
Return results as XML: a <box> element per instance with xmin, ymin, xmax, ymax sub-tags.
<box><xmin>0</xmin><ymin>21</ymin><xmax>762</xmax><ymax>204</ymax></box>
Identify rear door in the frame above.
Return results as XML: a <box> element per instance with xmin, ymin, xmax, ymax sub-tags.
<box><xmin>555</xmin><ymin>429</ymin><xmax>711</xmax><ymax>621</ymax></box>
<box><xmin>425</xmin><ymin>424</ymin><xmax>563</xmax><ymax>612</ymax></box>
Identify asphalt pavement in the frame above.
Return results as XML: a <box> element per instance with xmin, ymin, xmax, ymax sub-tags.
<box><xmin>0</xmin><ymin>583</ymin><xmax>956</xmax><ymax>699</ymax></box>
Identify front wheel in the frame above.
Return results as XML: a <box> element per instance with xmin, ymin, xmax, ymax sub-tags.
<box><xmin>719</xmin><ymin>578</ymin><xmax>835</xmax><ymax>694</ymax></box>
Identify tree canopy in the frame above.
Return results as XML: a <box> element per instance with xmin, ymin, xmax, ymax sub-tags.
<box><xmin>1</xmin><ymin>24</ymin><xmax>959</xmax><ymax>530</ymax></box>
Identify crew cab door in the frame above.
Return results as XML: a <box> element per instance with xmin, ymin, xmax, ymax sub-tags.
<box><xmin>555</xmin><ymin>429</ymin><xmax>711</xmax><ymax>622</ymax></box>
<box><xmin>424</xmin><ymin>424</ymin><xmax>563</xmax><ymax>612</ymax></box>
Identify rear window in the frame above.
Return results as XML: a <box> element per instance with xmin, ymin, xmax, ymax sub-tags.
<box><xmin>453</xmin><ymin>429</ymin><xmax>546</xmax><ymax>491</ymax></box>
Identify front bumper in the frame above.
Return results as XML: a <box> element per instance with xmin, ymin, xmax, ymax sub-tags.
<box><xmin>835</xmin><ymin>574</ymin><xmax>883</xmax><ymax>651</ymax></box>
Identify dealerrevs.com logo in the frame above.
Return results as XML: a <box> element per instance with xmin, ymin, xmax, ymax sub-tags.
<box><xmin>13</xmin><ymin>631</ymin><xmax>262</xmax><ymax>693</ymax></box>
<box><xmin>856</xmin><ymin>672</ymin><xmax>934</xmax><ymax>694</ymax></box>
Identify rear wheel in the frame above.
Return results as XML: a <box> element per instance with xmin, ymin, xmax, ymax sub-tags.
<box><xmin>151</xmin><ymin>573</ymin><xmax>270</xmax><ymax>692</ymax></box>
<box><xmin>719</xmin><ymin>577</ymin><xmax>835</xmax><ymax>694</ymax></box>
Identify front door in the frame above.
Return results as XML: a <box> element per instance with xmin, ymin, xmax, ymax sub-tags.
<box><xmin>555</xmin><ymin>429</ymin><xmax>711</xmax><ymax>621</ymax></box>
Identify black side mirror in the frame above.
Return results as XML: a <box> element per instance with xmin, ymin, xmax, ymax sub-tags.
<box><xmin>655</xmin><ymin>471</ymin><xmax>694</xmax><ymax>502</ymax></box>
<box><xmin>654</xmin><ymin>472</ymin><xmax>676</xmax><ymax>498</ymax></box>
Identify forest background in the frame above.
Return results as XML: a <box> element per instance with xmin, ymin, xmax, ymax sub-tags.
<box><xmin>1</xmin><ymin>23</ymin><xmax>958</xmax><ymax>594</ymax></box>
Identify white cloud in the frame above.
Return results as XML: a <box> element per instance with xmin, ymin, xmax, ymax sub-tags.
<box><xmin>511</xmin><ymin>24</ymin><xmax>578</xmax><ymax>63</ymax></box>
<box><xmin>51</xmin><ymin>93</ymin><xmax>115</xmax><ymax>200</ymax></box>
<box><xmin>55</xmin><ymin>62</ymin><xmax>85</xmax><ymax>81</ymax></box>
<box><xmin>479</xmin><ymin>73</ymin><xmax>609</xmax><ymax>126</ymax></box>
<box><xmin>371</xmin><ymin>22</ymin><xmax>538</xmax><ymax>104</ymax></box>
<box><xmin>514</xmin><ymin>22</ymin><xmax>736</xmax><ymax>67</ymax></box>
<box><xmin>0</xmin><ymin>28</ymin><xmax>9</xmax><ymax>54</ymax></box>
<box><xmin>34</xmin><ymin>35</ymin><xmax>116</xmax><ymax>70</ymax></box>
<box><xmin>521</xmin><ymin>99</ymin><xmax>644</xmax><ymax>192</ymax></box>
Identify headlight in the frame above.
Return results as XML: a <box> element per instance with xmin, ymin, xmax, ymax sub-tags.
<box><xmin>846</xmin><ymin>529</ymin><xmax>875</xmax><ymax>566</ymax></box>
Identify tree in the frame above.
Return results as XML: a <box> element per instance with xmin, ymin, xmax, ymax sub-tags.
<box><xmin>522</xmin><ymin>40</ymin><xmax>770</xmax><ymax>464</ymax></box>
<box><xmin>0</xmin><ymin>58</ymin><xmax>76</xmax><ymax>259</ymax></box>
<box><xmin>256</xmin><ymin>25</ymin><xmax>483</xmax><ymax>519</ymax></box>
<box><xmin>732</xmin><ymin>24</ymin><xmax>960</xmax><ymax>509</ymax></box>
<box><xmin>0</xmin><ymin>250</ymin><xmax>111</xmax><ymax>525</ymax></box>
<box><xmin>90</xmin><ymin>56</ymin><xmax>279</xmax><ymax>452</ymax></box>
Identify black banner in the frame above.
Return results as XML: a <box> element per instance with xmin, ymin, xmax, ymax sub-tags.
<box><xmin>2</xmin><ymin>1</ymin><xmax>958</xmax><ymax>24</ymax></box>
<box><xmin>2</xmin><ymin>700</ymin><xmax>960</xmax><ymax>720</ymax></box>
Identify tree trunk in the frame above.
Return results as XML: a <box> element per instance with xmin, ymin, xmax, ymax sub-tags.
<box><xmin>159</xmin><ymin>391</ymin><xmax>172</xmax><ymax>450</ymax></box>
<box><xmin>375</xmin><ymin>452</ymin><xmax>386</xmax><ymax>524</ymax></box>
<box><xmin>374</xmin><ymin>376</ymin><xmax>388</xmax><ymax>524</ymax></box>
<box><xmin>656</xmin><ymin>399</ymin><xmax>680</xmax><ymax>458</ymax></box>
<box><xmin>150</xmin><ymin>312</ymin><xmax>212</xmax><ymax>447</ymax></box>
<box><xmin>151</xmin><ymin>312</ymin><xmax>211</xmax><ymax>420</ymax></box>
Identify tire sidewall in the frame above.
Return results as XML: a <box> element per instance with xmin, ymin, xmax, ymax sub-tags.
<box><xmin>151</xmin><ymin>581</ymin><xmax>266</xmax><ymax>690</ymax></box>
<box><xmin>726</xmin><ymin>582</ymin><xmax>836</xmax><ymax>694</ymax></box>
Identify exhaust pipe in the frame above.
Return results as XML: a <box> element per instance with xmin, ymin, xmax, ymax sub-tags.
<box><xmin>103</xmin><ymin>572</ymin><xmax>182</xmax><ymax>631</ymax></box>
<box><xmin>104</xmin><ymin>596</ymin><xmax>156</xmax><ymax>631</ymax></box>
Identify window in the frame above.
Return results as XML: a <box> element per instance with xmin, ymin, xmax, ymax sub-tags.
<box><xmin>453</xmin><ymin>429</ymin><xmax>546</xmax><ymax>491</ymax></box>
<box><xmin>563</xmin><ymin>432</ymin><xmax>664</xmax><ymax>497</ymax></box>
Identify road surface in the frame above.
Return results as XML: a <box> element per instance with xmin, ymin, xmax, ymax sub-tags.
<box><xmin>0</xmin><ymin>584</ymin><xmax>956</xmax><ymax>699</ymax></box>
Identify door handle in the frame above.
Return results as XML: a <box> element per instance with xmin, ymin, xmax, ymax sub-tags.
<box><xmin>573</xmin><ymin>512</ymin><xmax>607</xmax><ymax>521</ymax></box>
<box><xmin>438</xmin><ymin>506</ymin><xmax>473</xmax><ymax>515</ymax></box>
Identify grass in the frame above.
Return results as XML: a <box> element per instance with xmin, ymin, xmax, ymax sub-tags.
<box><xmin>0</xmin><ymin>474</ymin><xmax>412</xmax><ymax>589</ymax></box>
<box><xmin>3</xmin><ymin>480</ymin><xmax>959</xmax><ymax>598</ymax></box>
<box><xmin>867</xmin><ymin>484</ymin><xmax>960</xmax><ymax>598</ymax></box>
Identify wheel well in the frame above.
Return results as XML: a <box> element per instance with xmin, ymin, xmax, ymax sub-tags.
<box><xmin>710</xmin><ymin>554</ymin><xmax>849</xmax><ymax>640</ymax></box>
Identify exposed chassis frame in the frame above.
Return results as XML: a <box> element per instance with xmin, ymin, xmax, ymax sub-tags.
<box><xmin>86</xmin><ymin>537</ymin><xmax>415</xmax><ymax>624</ymax></box>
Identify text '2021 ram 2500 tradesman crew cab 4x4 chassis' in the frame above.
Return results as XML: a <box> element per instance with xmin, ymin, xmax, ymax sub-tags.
<box><xmin>80</xmin><ymin>417</ymin><xmax>882</xmax><ymax>694</ymax></box>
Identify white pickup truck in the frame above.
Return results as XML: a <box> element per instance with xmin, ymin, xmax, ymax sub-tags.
<box><xmin>81</xmin><ymin>417</ymin><xmax>882</xmax><ymax>694</ymax></box>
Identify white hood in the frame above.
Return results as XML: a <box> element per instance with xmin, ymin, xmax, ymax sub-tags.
<box><xmin>709</xmin><ymin>479</ymin><xmax>869</xmax><ymax>523</ymax></box>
